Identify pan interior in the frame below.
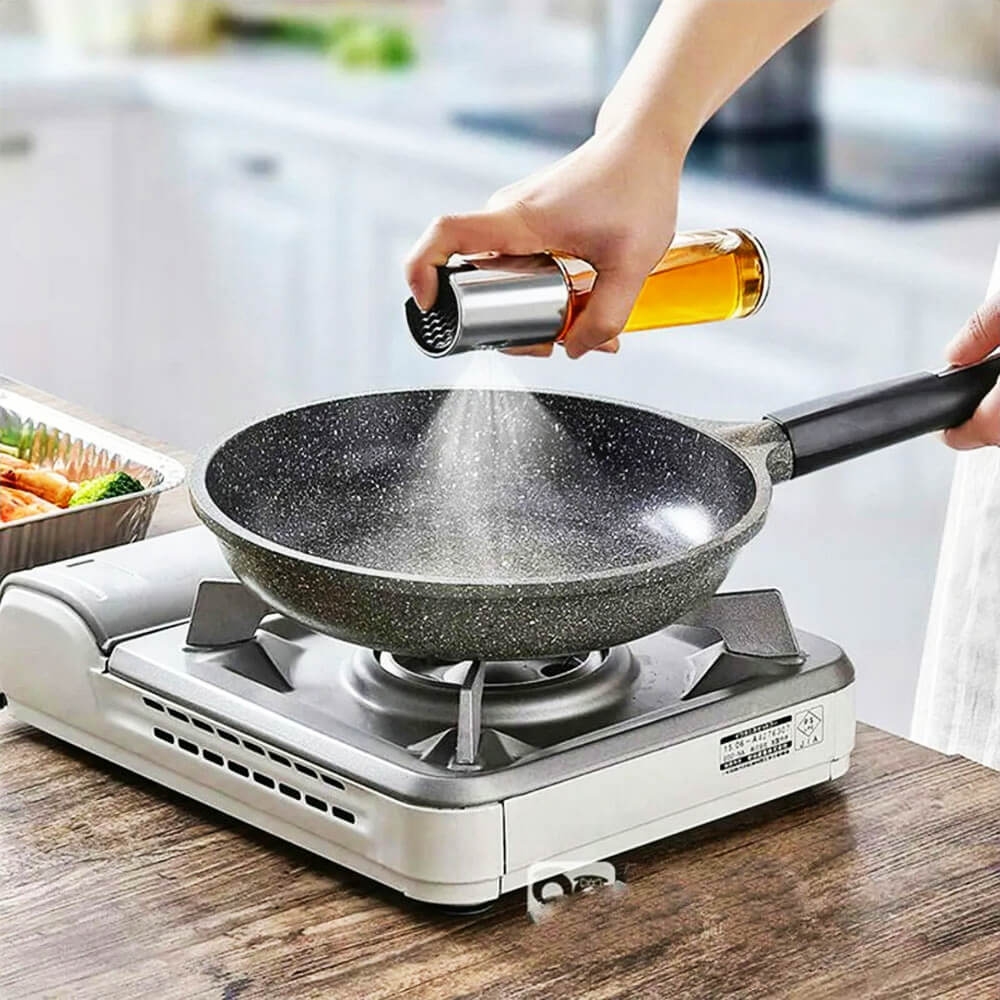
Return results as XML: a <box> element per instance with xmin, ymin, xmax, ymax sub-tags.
<box><xmin>203</xmin><ymin>390</ymin><xmax>757</xmax><ymax>583</ymax></box>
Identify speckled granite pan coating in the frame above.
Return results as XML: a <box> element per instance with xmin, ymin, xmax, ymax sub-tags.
<box><xmin>190</xmin><ymin>389</ymin><xmax>792</xmax><ymax>659</ymax></box>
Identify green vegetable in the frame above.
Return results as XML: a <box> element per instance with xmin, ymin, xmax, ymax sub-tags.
<box><xmin>273</xmin><ymin>17</ymin><xmax>330</xmax><ymax>51</ymax></box>
<box><xmin>0</xmin><ymin>443</ymin><xmax>19</xmax><ymax>458</ymax></box>
<box><xmin>69</xmin><ymin>471</ymin><xmax>144</xmax><ymax>507</ymax></box>
<box><xmin>327</xmin><ymin>20</ymin><xmax>415</xmax><ymax>71</ymax></box>
<box><xmin>378</xmin><ymin>26</ymin><xmax>417</xmax><ymax>69</ymax></box>
<box><xmin>327</xmin><ymin>15</ymin><xmax>362</xmax><ymax>48</ymax></box>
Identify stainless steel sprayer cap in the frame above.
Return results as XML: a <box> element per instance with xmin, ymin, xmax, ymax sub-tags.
<box><xmin>405</xmin><ymin>255</ymin><xmax>570</xmax><ymax>357</ymax></box>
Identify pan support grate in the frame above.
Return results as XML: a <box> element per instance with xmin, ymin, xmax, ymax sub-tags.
<box><xmin>182</xmin><ymin>577</ymin><xmax>532</xmax><ymax>772</ymax></box>
<box><xmin>402</xmin><ymin>659</ymin><xmax>537</xmax><ymax>772</ymax></box>
<box><xmin>186</xmin><ymin>579</ymin><xmax>271</xmax><ymax>648</ymax></box>
<box><xmin>179</xmin><ymin>579</ymin><xmax>804</xmax><ymax>772</ymax></box>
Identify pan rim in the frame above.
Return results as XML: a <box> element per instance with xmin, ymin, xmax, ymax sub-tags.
<box><xmin>189</xmin><ymin>386</ymin><xmax>774</xmax><ymax>591</ymax></box>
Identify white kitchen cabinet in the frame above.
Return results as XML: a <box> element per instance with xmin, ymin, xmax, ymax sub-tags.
<box><xmin>113</xmin><ymin>111</ymin><xmax>345</xmax><ymax>450</ymax></box>
<box><xmin>0</xmin><ymin>110</ymin><xmax>113</xmax><ymax>412</ymax></box>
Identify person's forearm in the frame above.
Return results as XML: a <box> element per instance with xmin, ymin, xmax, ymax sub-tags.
<box><xmin>598</xmin><ymin>0</ymin><xmax>832</xmax><ymax>150</ymax></box>
<box><xmin>405</xmin><ymin>0</ymin><xmax>835</xmax><ymax>358</ymax></box>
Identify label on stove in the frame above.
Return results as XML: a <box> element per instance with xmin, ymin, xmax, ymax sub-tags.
<box><xmin>794</xmin><ymin>706</ymin><xmax>824</xmax><ymax>749</ymax></box>
<box><xmin>719</xmin><ymin>715</ymin><xmax>793</xmax><ymax>773</ymax></box>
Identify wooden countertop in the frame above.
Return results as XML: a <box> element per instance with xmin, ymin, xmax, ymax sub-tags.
<box><xmin>1</xmin><ymin>384</ymin><xmax>998</xmax><ymax>1000</ymax></box>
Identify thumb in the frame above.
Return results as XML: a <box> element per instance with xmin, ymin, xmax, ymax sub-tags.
<box><xmin>404</xmin><ymin>209</ymin><xmax>538</xmax><ymax>310</ymax></box>
<box><xmin>945</xmin><ymin>292</ymin><xmax>1000</xmax><ymax>366</ymax></box>
<box><xmin>562</xmin><ymin>265</ymin><xmax>646</xmax><ymax>359</ymax></box>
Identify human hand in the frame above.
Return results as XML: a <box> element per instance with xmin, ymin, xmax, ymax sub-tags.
<box><xmin>404</xmin><ymin>125</ymin><xmax>682</xmax><ymax>359</ymax></box>
<box><xmin>943</xmin><ymin>290</ymin><xmax>1000</xmax><ymax>449</ymax></box>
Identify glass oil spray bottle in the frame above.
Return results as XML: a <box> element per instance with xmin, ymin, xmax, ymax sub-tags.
<box><xmin>405</xmin><ymin>229</ymin><xmax>768</xmax><ymax>357</ymax></box>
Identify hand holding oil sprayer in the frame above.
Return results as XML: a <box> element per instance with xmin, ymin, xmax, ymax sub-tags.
<box><xmin>404</xmin><ymin>228</ymin><xmax>768</xmax><ymax>356</ymax></box>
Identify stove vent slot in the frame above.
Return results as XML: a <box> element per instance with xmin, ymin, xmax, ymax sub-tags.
<box><xmin>139</xmin><ymin>695</ymin><xmax>350</xmax><ymax>795</ymax></box>
<box><xmin>147</xmin><ymin>724</ymin><xmax>357</xmax><ymax>827</ymax></box>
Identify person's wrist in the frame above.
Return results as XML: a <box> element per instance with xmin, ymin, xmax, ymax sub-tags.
<box><xmin>594</xmin><ymin>97</ymin><xmax>695</xmax><ymax>165</ymax></box>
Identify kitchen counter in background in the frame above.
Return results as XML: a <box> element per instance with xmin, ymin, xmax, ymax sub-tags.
<box><xmin>3</xmin><ymin>38</ymin><xmax>1000</xmax><ymax>740</ymax></box>
<box><xmin>0</xmin><ymin>381</ymin><xmax>998</xmax><ymax>999</ymax></box>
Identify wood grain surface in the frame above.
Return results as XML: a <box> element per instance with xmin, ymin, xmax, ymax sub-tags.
<box><xmin>0</xmin><ymin>383</ymin><xmax>998</xmax><ymax>1000</ymax></box>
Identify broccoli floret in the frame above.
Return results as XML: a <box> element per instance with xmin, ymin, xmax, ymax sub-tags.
<box><xmin>69</xmin><ymin>471</ymin><xmax>144</xmax><ymax>506</ymax></box>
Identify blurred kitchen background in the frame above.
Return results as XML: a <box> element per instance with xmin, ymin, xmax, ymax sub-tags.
<box><xmin>2</xmin><ymin>0</ymin><xmax>1000</xmax><ymax>738</ymax></box>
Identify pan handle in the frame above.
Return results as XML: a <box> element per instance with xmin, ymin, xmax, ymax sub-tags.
<box><xmin>766</xmin><ymin>354</ymin><xmax>1000</xmax><ymax>477</ymax></box>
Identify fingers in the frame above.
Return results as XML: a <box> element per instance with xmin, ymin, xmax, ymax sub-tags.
<box><xmin>404</xmin><ymin>210</ymin><xmax>536</xmax><ymax>311</ymax></box>
<box><xmin>504</xmin><ymin>343</ymin><xmax>556</xmax><ymax>358</ymax></box>
<box><xmin>939</xmin><ymin>293</ymin><xmax>1000</xmax><ymax>449</ymax></box>
<box><xmin>562</xmin><ymin>266</ymin><xmax>645</xmax><ymax>359</ymax></box>
<box><xmin>943</xmin><ymin>379</ymin><xmax>1000</xmax><ymax>450</ymax></box>
<box><xmin>502</xmin><ymin>336</ymin><xmax>620</xmax><ymax>358</ymax></box>
<box><xmin>945</xmin><ymin>293</ymin><xmax>1000</xmax><ymax>365</ymax></box>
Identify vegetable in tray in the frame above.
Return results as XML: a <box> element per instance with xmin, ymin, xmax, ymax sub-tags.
<box><xmin>0</xmin><ymin>455</ymin><xmax>144</xmax><ymax>524</ymax></box>
<box><xmin>68</xmin><ymin>472</ymin><xmax>145</xmax><ymax>507</ymax></box>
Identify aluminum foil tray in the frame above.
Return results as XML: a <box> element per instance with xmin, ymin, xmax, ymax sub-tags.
<box><xmin>0</xmin><ymin>389</ymin><xmax>185</xmax><ymax>576</ymax></box>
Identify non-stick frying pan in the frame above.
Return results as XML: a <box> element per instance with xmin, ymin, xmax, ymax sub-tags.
<box><xmin>191</xmin><ymin>355</ymin><xmax>1000</xmax><ymax>660</ymax></box>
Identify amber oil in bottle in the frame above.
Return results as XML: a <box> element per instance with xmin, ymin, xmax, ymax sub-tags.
<box><xmin>555</xmin><ymin>228</ymin><xmax>768</xmax><ymax>337</ymax></box>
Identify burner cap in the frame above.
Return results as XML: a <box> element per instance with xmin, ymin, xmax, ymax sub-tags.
<box><xmin>381</xmin><ymin>651</ymin><xmax>603</xmax><ymax>689</ymax></box>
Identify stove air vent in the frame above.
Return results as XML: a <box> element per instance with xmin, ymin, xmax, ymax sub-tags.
<box><xmin>142</xmin><ymin>697</ymin><xmax>356</xmax><ymax>826</ymax></box>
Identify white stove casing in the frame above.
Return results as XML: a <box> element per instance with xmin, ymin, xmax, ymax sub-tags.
<box><xmin>0</xmin><ymin>530</ymin><xmax>854</xmax><ymax>907</ymax></box>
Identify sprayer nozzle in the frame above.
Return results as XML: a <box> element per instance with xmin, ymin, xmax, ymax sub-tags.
<box><xmin>405</xmin><ymin>256</ymin><xmax>569</xmax><ymax>359</ymax></box>
<box><xmin>405</xmin><ymin>268</ymin><xmax>463</xmax><ymax>357</ymax></box>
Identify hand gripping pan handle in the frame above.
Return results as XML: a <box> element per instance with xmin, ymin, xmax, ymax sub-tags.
<box><xmin>767</xmin><ymin>353</ymin><xmax>1000</xmax><ymax>478</ymax></box>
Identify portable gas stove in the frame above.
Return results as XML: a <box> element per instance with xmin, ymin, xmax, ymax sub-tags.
<box><xmin>0</xmin><ymin>528</ymin><xmax>854</xmax><ymax>907</ymax></box>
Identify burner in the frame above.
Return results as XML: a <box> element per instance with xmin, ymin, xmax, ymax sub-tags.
<box><xmin>372</xmin><ymin>646</ymin><xmax>634</xmax><ymax>771</ymax></box>
<box><xmin>346</xmin><ymin>645</ymin><xmax>638</xmax><ymax>747</ymax></box>
<box><xmin>379</xmin><ymin>650</ymin><xmax>606</xmax><ymax>688</ymax></box>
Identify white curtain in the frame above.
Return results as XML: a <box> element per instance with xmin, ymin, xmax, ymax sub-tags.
<box><xmin>913</xmin><ymin>244</ymin><xmax>1000</xmax><ymax>770</ymax></box>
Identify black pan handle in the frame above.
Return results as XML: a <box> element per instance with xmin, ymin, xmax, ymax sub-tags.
<box><xmin>767</xmin><ymin>354</ymin><xmax>1000</xmax><ymax>478</ymax></box>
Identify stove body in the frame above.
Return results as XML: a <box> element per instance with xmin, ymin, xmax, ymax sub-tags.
<box><xmin>0</xmin><ymin>529</ymin><xmax>854</xmax><ymax>906</ymax></box>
